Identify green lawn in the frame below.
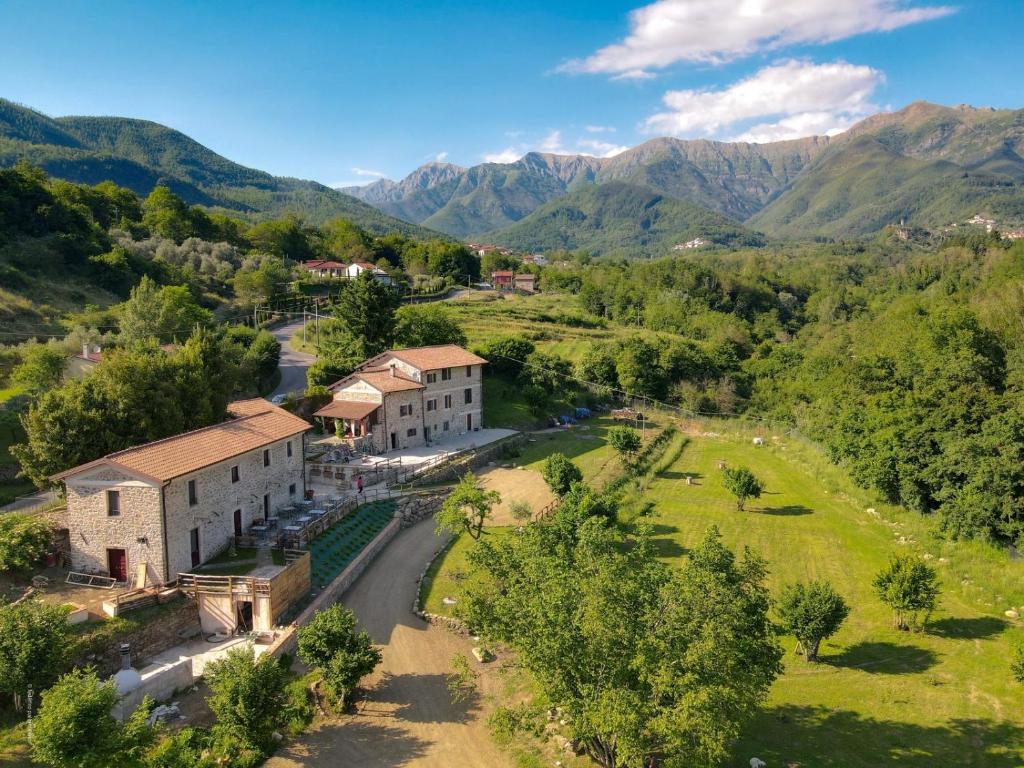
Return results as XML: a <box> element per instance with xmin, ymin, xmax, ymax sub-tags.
<box><xmin>427</xmin><ymin>423</ymin><xmax>1024</xmax><ymax>766</ymax></box>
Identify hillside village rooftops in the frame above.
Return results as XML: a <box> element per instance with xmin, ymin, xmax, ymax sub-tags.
<box><xmin>51</xmin><ymin>399</ymin><xmax>310</xmax><ymax>484</ymax></box>
<box><xmin>361</xmin><ymin>344</ymin><xmax>488</xmax><ymax>372</ymax></box>
<box><xmin>301</xmin><ymin>260</ymin><xmax>346</xmax><ymax>270</ymax></box>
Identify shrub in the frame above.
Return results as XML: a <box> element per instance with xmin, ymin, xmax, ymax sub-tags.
<box><xmin>297</xmin><ymin>604</ymin><xmax>381</xmax><ymax>709</ymax></box>
<box><xmin>0</xmin><ymin>598</ymin><xmax>69</xmax><ymax>711</ymax></box>
<box><xmin>32</xmin><ymin>667</ymin><xmax>153</xmax><ymax>768</ymax></box>
<box><xmin>541</xmin><ymin>453</ymin><xmax>583</xmax><ymax>497</ymax></box>
<box><xmin>0</xmin><ymin>512</ymin><xmax>54</xmax><ymax>571</ymax></box>
<box><xmin>1013</xmin><ymin>641</ymin><xmax>1024</xmax><ymax>685</ymax></box>
<box><xmin>204</xmin><ymin>645</ymin><xmax>288</xmax><ymax>753</ymax></box>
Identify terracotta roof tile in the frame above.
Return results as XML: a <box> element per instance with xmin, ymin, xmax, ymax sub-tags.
<box><xmin>313</xmin><ymin>400</ymin><xmax>381</xmax><ymax>420</ymax></box>
<box><xmin>363</xmin><ymin>345</ymin><xmax>488</xmax><ymax>372</ymax></box>
<box><xmin>52</xmin><ymin>399</ymin><xmax>310</xmax><ymax>483</ymax></box>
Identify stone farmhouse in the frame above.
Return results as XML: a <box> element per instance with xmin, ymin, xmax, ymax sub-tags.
<box><xmin>314</xmin><ymin>344</ymin><xmax>486</xmax><ymax>453</ymax></box>
<box><xmin>52</xmin><ymin>399</ymin><xmax>311</xmax><ymax>586</ymax></box>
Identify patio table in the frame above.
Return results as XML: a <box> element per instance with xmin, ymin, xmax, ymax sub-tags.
<box><xmin>266</xmin><ymin>516</ymin><xmax>280</xmax><ymax>529</ymax></box>
<box><xmin>309</xmin><ymin>509</ymin><xmax>326</xmax><ymax>518</ymax></box>
<box><xmin>283</xmin><ymin>524</ymin><xmax>302</xmax><ymax>533</ymax></box>
<box><xmin>296</xmin><ymin>515</ymin><xmax>313</xmax><ymax>525</ymax></box>
<box><xmin>250</xmin><ymin>524</ymin><xmax>268</xmax><ymax>534</ymax></box>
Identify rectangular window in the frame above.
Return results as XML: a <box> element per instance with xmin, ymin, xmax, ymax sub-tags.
<box><xmin>426</xmin><ymin>372</ymin><xmax>437</xmax><ymax>384</ymax></box>
<box><xmin>444</xmin><ymin>394</ymin><xmax>452</xmax><ymax>409</ymax></box>
<box><xmin>106</xmin><ymin>489</ymin><xmax>120</xmax><ymax>517</ymax></box>
<box><xmin>443</xmin><ymin>421</ymin><xmax>449</xmax><ymax>432</ymax></box>
<box><xmin>231</xmin><ymin>465</ymin><xmax>239</xmax><ymax>483</ymax></box>
<box><xmin>289</xmin><ymin>483</ymin><xmax>296</xmax><ymax>496</ymax></box>
<box><xmin>466</xmin><ymin>365</ymin><xmax>472</xmax><ymax>377</ymax></box>
<box><xmin>286</xmin><ymin>441</ymin><xmax>293</xmax><ymax>458</ymax></box>
<box><xmin>400</xmin><ymin>403</ymin><xmax>414</xmax><ymax>417</ymax></box>
<box><xmin>407</xmin><ymin>428</ymin><xmax>417</xmax><ymax>437</ymax></box>
<box><xmin>263</xmin><ymin>493</ymin><xmax>270</xmax><ymax>520</ymax></box>
<box><xmin>441</xmin><ymin>367</ymin><xmax>452</xmax><ymax>381</ymax></box>
<box><xmin>188</xmin><ymin>479</ymin><xmax>198</xmax><ymax>506</ymax></box>
<box><xmin>426</xmin><ymin>399</ymin><xmax>437</xmax><ymax>412</ymax></box>
<box><xmin>464</xmin><ymin>388</ymin><xmax>473</xmax><ymax>404</ymax></box>
<box><xmin>263</xmin><ymin>448</ymin><xmax>271</xmax><ymax>467</ymax></box>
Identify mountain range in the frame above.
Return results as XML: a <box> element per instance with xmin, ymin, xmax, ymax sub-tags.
<box><xmin>345</xmin><ymin>102</ymin><xmax>1024</xmax><ymax>247</ymax></box>
<box><xmin>2</xmin><ymin>97</ymin><xmax>1023</xmax><ymax>255</ymax></box>
<box><xmin>0</xmin><ymin>99</ymin><xmax>437</xmax><ymax>238</ymax></box>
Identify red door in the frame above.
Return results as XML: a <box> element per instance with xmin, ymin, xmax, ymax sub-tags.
<box><xmin>107</xmin><ymin>549</ymin><xmax>128</xmax><ymax>582</ymax></box>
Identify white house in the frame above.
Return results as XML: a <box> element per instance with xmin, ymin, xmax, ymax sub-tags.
<box><xmin>345</xmin><ymin>261</ymin><xmax>392</xmax><ymax>285</ymax></box>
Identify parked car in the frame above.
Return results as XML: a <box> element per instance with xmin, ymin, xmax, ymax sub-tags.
<box><xmin>271</xmin><ymin>394</ymin><xmax>288</xmax><ymax>405</ymax></box>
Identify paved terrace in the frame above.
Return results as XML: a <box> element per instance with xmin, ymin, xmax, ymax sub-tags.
<box><xmin>306</xmin><ymin>427</ymin><xmax>516</xmax><ymax>498</ymax></box>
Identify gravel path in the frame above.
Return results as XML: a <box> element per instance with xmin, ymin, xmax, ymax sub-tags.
<box><xmin>266</xmin><ymin>519</ymin><xmax>514</xmax><ymax>768</ymax></box>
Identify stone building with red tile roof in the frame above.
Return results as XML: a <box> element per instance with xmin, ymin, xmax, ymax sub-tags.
<box><xmin>315</xmin><ymin>345</ymin><xmax>487</xmax><ymax>452</ymax></box>
<box><xmin>52</xmin><ymin>399</ymin><xmax>311</xmax><ymax>586</ymax></box>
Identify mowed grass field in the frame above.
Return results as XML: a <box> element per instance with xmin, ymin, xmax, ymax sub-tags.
<box><xmin>425</xmin><ymin>420</ymin><xmax>1024</xmax><ymax>766</ymax></box>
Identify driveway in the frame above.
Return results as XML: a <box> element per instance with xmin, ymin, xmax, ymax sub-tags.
<box><xmin>266</xmin><ymin>519</ymin><xmax>514</xmax><ymax>768</ymax></box>
<box><xmin>269</xmin><ymin>319</ymin><xmax>316</xmax><ymax>399</ymax></box>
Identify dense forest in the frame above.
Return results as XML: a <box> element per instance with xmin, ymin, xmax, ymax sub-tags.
<box><xmin>536</xmin><ymin>232</ymin><xmax>1024</xmax><ymax>545</ymax></box>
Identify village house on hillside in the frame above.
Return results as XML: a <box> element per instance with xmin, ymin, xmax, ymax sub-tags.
<box><xmin>51</xmin><ymin>400</ymin><xmax>311</xmax><ymax>586</ymax></box>
<box><xmin>301</xmin><ymin>259</ymin><xmax>392</xmax><ymax>284</ymax></box>
<box><xmin>490</xmin><ymin>270</ymin><xmax>514</xmax><ymax>291</ymax></box>
<box><xmin>314</xmin><ymin>344</ymin><xmax>486</xmax><ymax>452</ymax></box>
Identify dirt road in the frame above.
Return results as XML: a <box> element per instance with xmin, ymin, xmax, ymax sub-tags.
<box><xmin>266</xmin><ymin>519</ymin><xmax>514</xmax><ymax>768</ymax></box>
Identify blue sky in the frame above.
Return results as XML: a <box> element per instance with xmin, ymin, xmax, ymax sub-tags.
<box><xmin>1</xmin><ymin>0</ymin><xmax>1022</xmax><ymax>186</ymax></box>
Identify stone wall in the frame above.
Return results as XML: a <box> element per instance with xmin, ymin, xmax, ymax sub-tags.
<box><xmin>163</xmin><ymin>434</ymin><xmax>304</xmax><ymax>581</ymax></box>
<box><xmin>78</xmin><ymin>595</ymin><xmax>200</xmax><ymax>676</ymax></box>
<box><xmin>394</xmin><ymin>491</ymin><xmax>447</xmax><ymax>528</ymax></box>
<box><xmin>64</xmin><ymin>469</ymin><xmax>166</xmax><ymax>585</ymax></box>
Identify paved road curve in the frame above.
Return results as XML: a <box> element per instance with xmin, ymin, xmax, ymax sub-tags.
<box><xmin>269</xmin><ymin>319</ymin><xmax>316</xmax><ymax>399</ymax></box>
<box><xmin>266</xmin><ymin>519</ymin><xmax>514</xmax><ymax>768</ymax></box>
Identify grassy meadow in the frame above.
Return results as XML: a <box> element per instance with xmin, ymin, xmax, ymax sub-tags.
<box><xmin>423</xmin><ymin>416</ymin><xmax>1024</xmax><ymax>766</ymax></box>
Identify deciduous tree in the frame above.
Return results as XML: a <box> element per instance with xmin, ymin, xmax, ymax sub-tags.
<box><xmin>297</xmin><ymin>604</ymin><xmax>381</xmax><ymax>709</ymax></box>
<box><xmin>777</xmin><ymin>580</ymin><xmax>850</xmax><ymax>661</ymax></box>
<box><xmin>0</xmin><ymin>599</ymin><xmax>69</xmax><ymax>712</ymax></box>
<box><xmin>31</xmin><ymin>667</ymin><xmax>153</xmax><ymax>768</ymax></box>
<box><xmin>435</xmin><ymin>472</ymin><xmax>500</xmax><ymax>540</ymax></box>
<box><xmin>722</xmin><ymin>466</ymin><xmax>764</xmax><ymax>511</ymax></box>
<box><xmin>204</xmin><ymin>645</ymin><xmax>288</xmax><ymax>752</ymax></box>
<box><xmin>873</xmin><ymin>555</ymin><xmax>940</xmax><ymax>631</ymax></box>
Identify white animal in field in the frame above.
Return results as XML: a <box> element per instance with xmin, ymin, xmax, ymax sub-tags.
<box><xmin>750</xmin><ymin>759</ymin><xmax>767</xmax><ymax>768</ymax></box>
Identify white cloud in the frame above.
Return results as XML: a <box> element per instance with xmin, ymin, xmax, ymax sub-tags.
<box><xmin>483</xmin><ymin>129</ymin><xmax>631</xmax><ymax>162</ymax></box>
<box><xmin>643</xmin><ymin>59</ymin><xmax>884</xmax><ymax>142</ymax></box>
<box><xmin>434</xmin><ymin>151</ymin><xmax>449</xmax><ymax>162</ymax></box>
<box><xmin>331</xmin><ymin>180</ymin><xmax>371</xmax><ymax>189</ymax></box>
<box><xmin>352</xmin><ymin>167</ymin><xmax>387</xmax><ymax>178</ymax></box>
<box><xmin>585</xmin><ymin>125</ymin><xmax>617</xmax><ymax>133</ymax></box>
<box><xmin>563</xmin><ymin>0</ymin><xmax>955</xmax><ymax>77</ymax></box>
<box><xmin>482</xmin><ymin>147</ymin><xmax>525</xmax><ymax>163</ymax></box>
<box><xmin>578</xmin><ymin>138</ymin><xmax>631</xmax><ymax>157</ymax></box>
